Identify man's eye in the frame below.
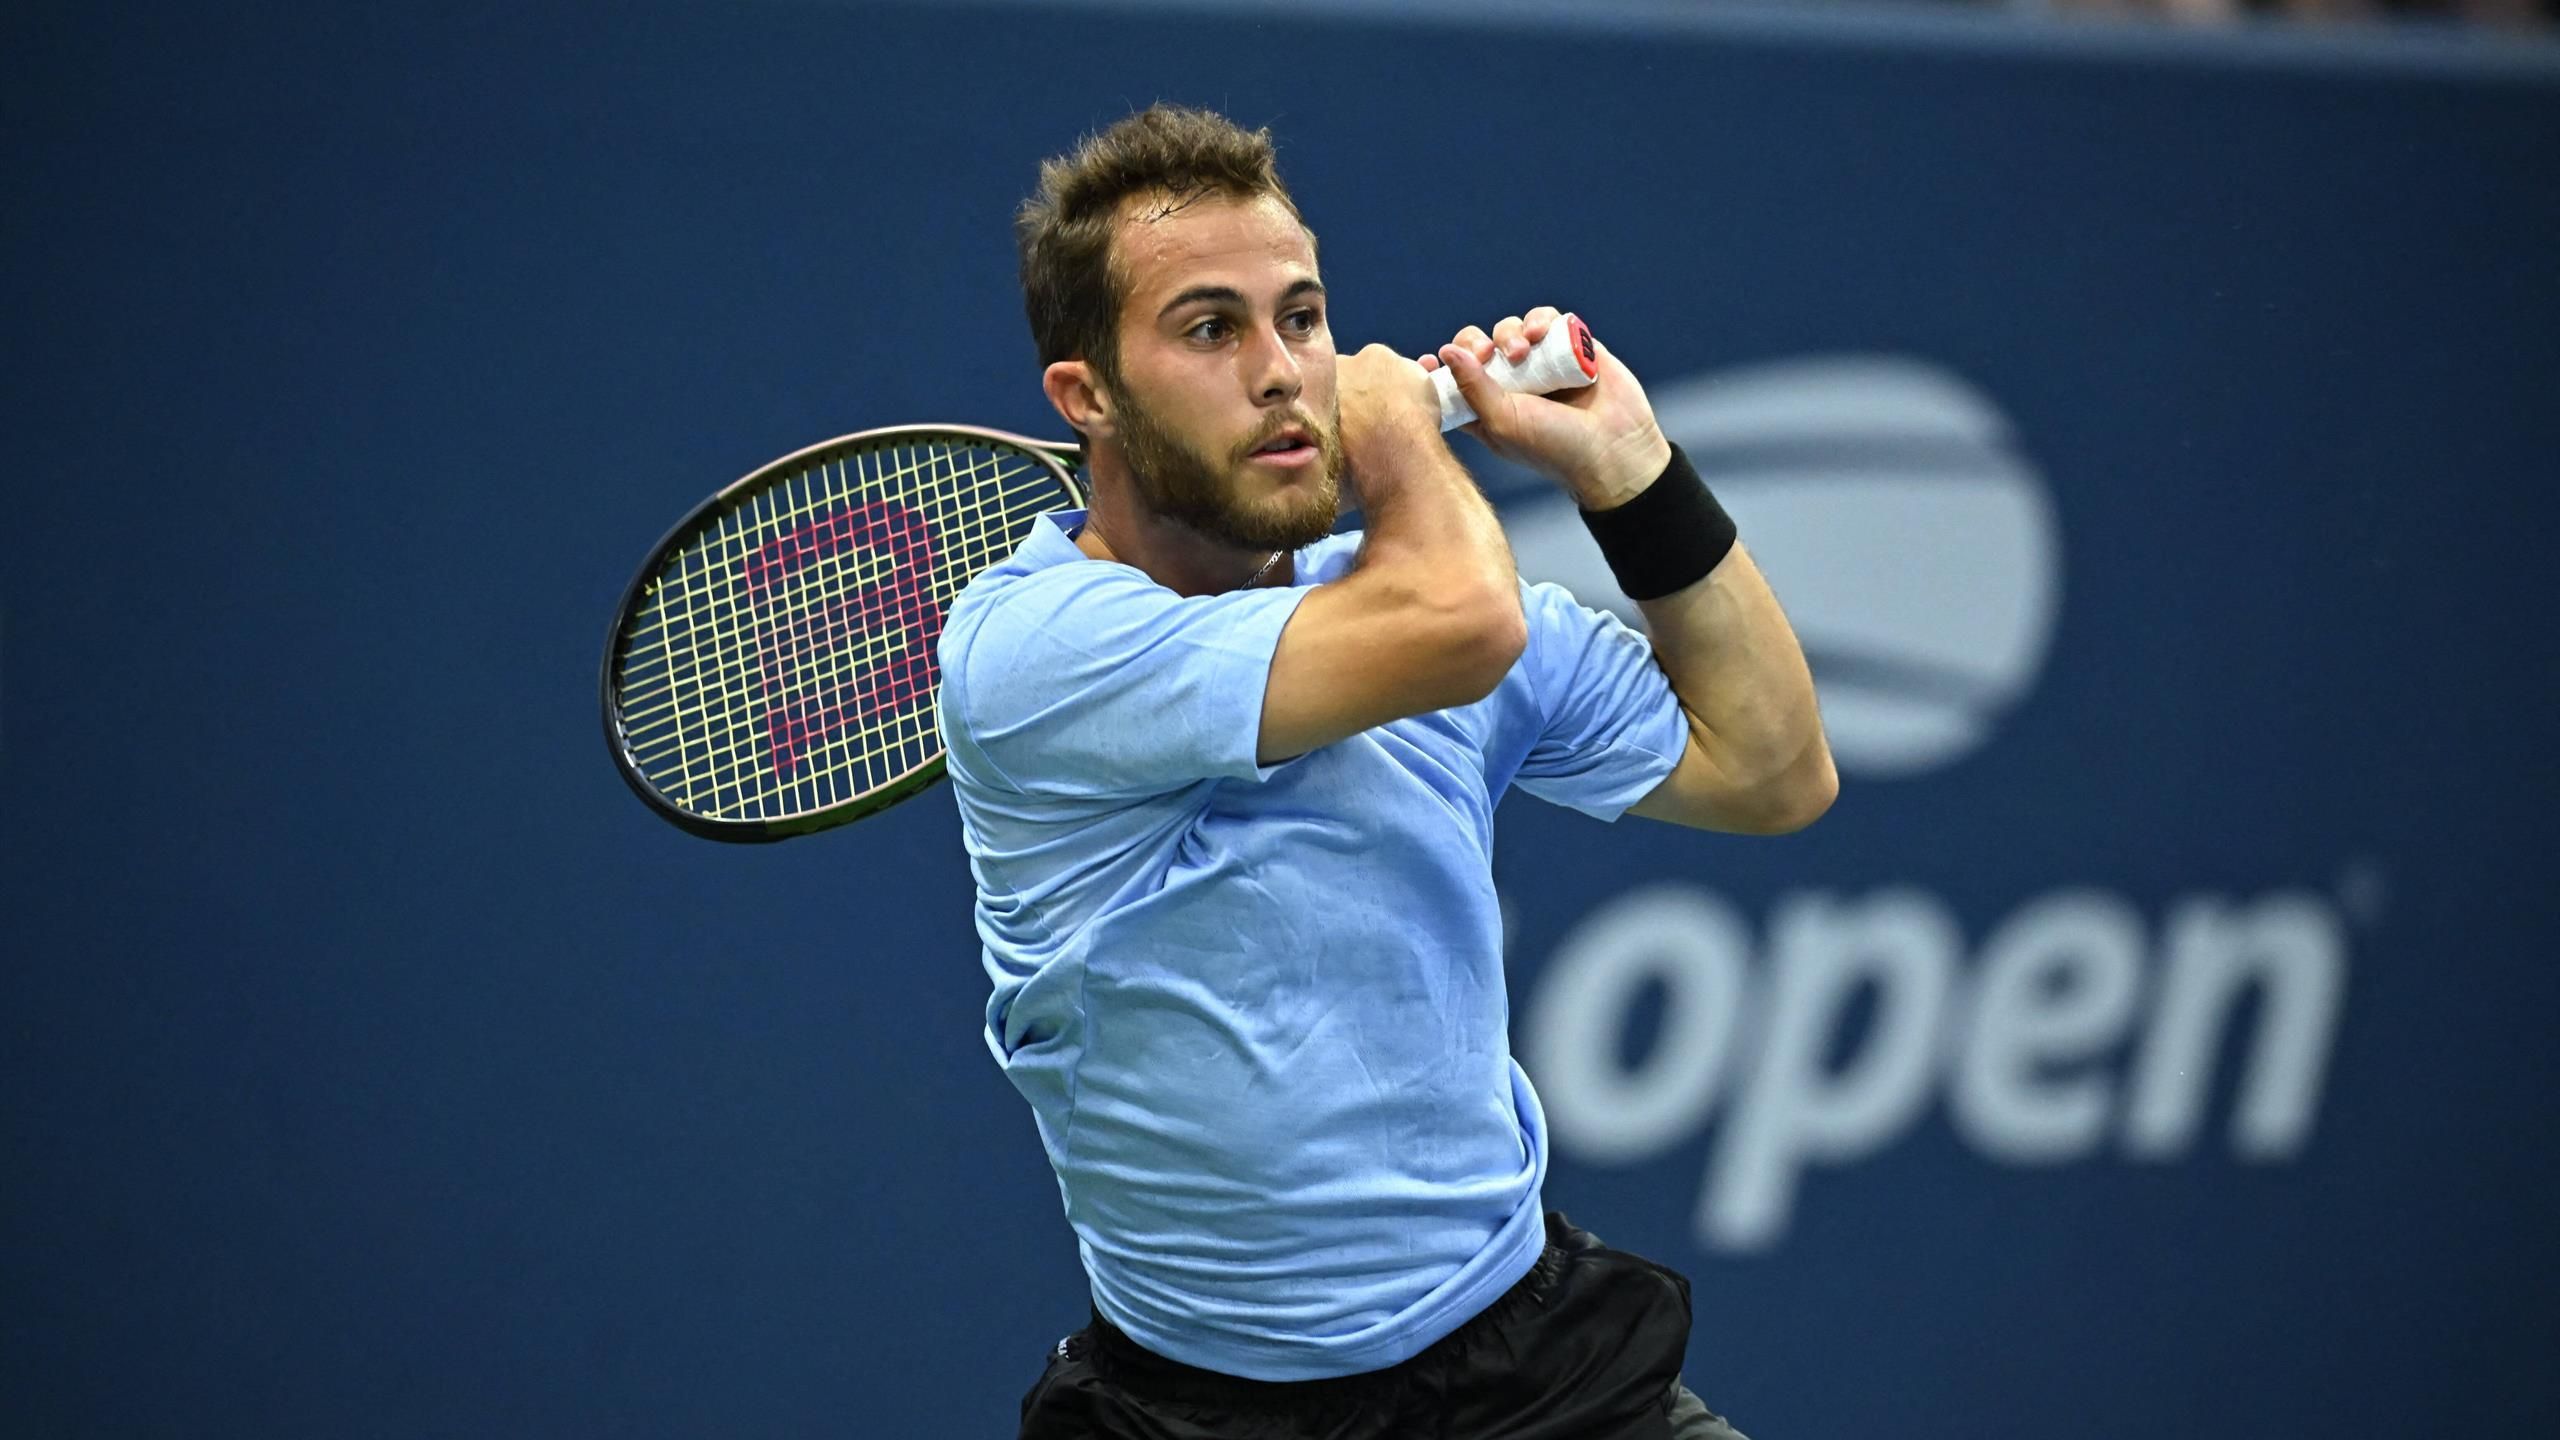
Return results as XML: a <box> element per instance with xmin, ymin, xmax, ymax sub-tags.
<box><xmin>1188</xmin><ymin>317</ymin><xmax>1230</xmax><ymax>341</ymax></box>
<box><xmin>1284</xmin><ymin>309</ymin><xmax>1321</xmax><ymax>334</ymax></box>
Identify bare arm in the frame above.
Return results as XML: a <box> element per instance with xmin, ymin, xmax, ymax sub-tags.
<box><xmin>1427</xmin><ymin>311</ymin><xmax>1836</xmax><ymax>833</ymax></box>
<box><xmin>1623</xmin><ymin>535</ymin><xmax>1836</xmax><ymax>835</ymax></box>
<box><xmin>1257</xmin><ymin>344</ymin><xmax>1528</xmax><ymax>764</ymax></box>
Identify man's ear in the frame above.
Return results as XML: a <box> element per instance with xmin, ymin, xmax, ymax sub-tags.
<box><xmin>1043</xmin><ymin>360</ymin><xmax>1115</xmax><ymax>442</ymax></box>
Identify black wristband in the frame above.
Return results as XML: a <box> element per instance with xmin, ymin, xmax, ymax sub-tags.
<box><xmin>1577</xmin><ymin>443</ymin><xmax>1737</xmax><ymax>601</ymax></box>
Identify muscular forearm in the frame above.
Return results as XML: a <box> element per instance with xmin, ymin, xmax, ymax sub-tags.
<box><xmin>1250</xmin><ymin>353</ymin><xmax>1531</xmax><ymax>762</ymax></box>
<box><xmin>1557</xmin><ymin>427</ymin><xmax>1832</xmax><ymax>827</ymax></box>
<box><xmin>1421</xmin><ymin>307</ymin><xmax>1833</xmax><ymax>831</ymax></box>
<box><xmin>1349</xmin><ymin>425</ymin><xmax>1521</xmax><ymax>624</ymax></box>
<box><xmin>1634</xmin><ymin>542</ymin><xmax>1831</xmax><ymax>803</ymax></box>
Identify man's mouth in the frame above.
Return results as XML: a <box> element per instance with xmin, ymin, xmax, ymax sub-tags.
<box><xmin>1251</xmin><ymin>427</ymin><xmax>1316</xmax><ymax>459</ymax></box>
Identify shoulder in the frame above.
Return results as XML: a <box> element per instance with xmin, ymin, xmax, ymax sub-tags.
<box><xmin>938</xmin><ymin>562</ymin><xmax>1148</xmax><ymax>791</ymax></box>
<box><xmin>943</xmin><ymin>558</ymin><xmax>1154</xmax><ymax>669</ymax></box>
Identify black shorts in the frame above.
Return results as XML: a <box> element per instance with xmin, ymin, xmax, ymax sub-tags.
<box><xmin>1018</xmin><ymin>1211</ymin><xmax>1744</xmax><ymax>1439</ymax></box>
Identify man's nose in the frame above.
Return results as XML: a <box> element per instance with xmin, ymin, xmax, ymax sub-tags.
<box><xmin>1245</xmin><ymin>323</ymin><xmax>1303</xmax><ymax>405</ymax></box>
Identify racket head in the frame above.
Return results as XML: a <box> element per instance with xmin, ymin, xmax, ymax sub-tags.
<box><xmin>601</xmin><ymin>424</ymin><xmax>1086</xmax><ymax>842</ymax></box>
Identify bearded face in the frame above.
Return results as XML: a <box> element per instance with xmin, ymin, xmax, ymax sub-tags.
<box><xmin>1104</xmin><ymin>364</ymin><xmax>1345</xmax><ymax>554</ymax></box>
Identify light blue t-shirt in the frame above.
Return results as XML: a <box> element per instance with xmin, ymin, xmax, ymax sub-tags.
<box><xmin>936</xmin><ymin>510</ymin><xmax>1687</xmax><ymax>1382</ymax></box>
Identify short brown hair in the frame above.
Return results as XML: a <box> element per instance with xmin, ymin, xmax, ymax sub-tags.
<box><xmin>1015</xmin><ymin>104</ymin><xmax>1312</xmax><ymax>386</ymax></box>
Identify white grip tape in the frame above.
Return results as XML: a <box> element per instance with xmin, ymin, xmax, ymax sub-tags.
<box><xmin>1431</xmin><ymin>316</ymin><xmax>1599</xmax><ymax>431</ymax></box>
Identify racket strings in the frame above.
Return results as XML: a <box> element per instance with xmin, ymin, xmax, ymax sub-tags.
<box><xmin>629</xmin><ymin>446</ymin><xmax>1037</xmax><ymax>809</ymax></box>
<box><xmin>614</xmin><ymin>439</ymin><xmax>1073</xmax><ymax>821</ymax></box>
<box><xmin>627</xmin><ymin>446</ymin><xmax>1045</xmax><ymax>818</ymax></box>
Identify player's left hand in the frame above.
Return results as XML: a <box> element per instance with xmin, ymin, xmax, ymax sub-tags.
<box><xmin>1420</xmin><ymin>306</ymin><xmax>1673</xmax><ymax>509</ymax></box>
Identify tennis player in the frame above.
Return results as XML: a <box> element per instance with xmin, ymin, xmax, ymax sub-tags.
<box><xmin>940</xmin><ymin>105</ymin><xmax>1834</xmax><ymax>1439</ymax></box>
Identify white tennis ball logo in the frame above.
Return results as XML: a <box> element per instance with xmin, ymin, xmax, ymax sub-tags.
<box><xmin>1500</xmin><ymin>355</ymin><xmax>2061</xmax><ymax>778</ymax></box>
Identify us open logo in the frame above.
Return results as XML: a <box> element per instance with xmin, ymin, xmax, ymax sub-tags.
<box><xmin>1496</xmin><ymin>355</ymin><xmax>2063</xmax><ymax>779</ymax></box>
<box><xmin>1496</xmin><ymin>366</ymin><xmax>2360</xmax><ymax>1252</ymax></box>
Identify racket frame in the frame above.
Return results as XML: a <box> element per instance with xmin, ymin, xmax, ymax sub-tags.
<box><xmin>600</xmin><ymin>424</ymin><xmax>1087</xmax><ymax>843</ymax></box>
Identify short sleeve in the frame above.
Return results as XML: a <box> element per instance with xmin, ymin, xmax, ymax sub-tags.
<box><xmin>940</xmin><ymin>565</ymin><xmax>1312</xmax><ymax>802</ymax></box>
<box><xmin>1510</xmin><ymin>579</ymin><xmax>1689</xmax><ymax>821</ymax></box>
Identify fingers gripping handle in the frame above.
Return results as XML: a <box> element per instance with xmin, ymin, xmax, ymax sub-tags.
<box><xmin>1432</xmin><ymin>313</ymin><xmax>1602</xmax><ymax>431</ymax></box>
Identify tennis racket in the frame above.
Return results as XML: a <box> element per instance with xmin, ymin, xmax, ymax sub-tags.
<box><xmin>601</xmin><ymin>314</ymin><xmax>1602</xmax><ymax>842</ymax></box>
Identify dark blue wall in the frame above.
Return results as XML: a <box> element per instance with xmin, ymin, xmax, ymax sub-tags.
<box><xmin>6</xmin><ymin>2</ymin><xmax>2556</xmax><ymax>1435</ymax></box>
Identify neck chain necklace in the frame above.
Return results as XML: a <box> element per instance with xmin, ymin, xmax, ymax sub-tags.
<box><xmin>1086</xmin><ymin>513</ymin><xmax>1285</xmax><ymax>590</ymax></box>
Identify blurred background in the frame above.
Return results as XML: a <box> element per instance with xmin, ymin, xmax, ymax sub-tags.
<box><xmin>5</xmin><ymin>1</ymin><xmax>2555</xmax><ymax>1436</ymax></box>
<box><xmin>2024</xmin><ymin>0</ymin><xmax>2552</xmax><ymax>27</ymax></box>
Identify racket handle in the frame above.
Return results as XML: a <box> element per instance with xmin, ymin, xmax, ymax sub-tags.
<box><xmin>1432</xmin><ymin>312</ymin><xmax>1602</xmax><ymax>432</ymax></box>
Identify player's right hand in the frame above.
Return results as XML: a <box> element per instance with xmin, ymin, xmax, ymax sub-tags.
<box><xmin>1424</xmin><ymin>308</ymin><xmax>1670</xmax><ymax>512</ymax></box>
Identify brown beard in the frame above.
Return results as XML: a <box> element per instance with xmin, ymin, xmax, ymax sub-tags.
<box><xmin>1105</xmin><ymin>372</ymin><xmax>1345</xmax><ymax>554</ymax></box>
